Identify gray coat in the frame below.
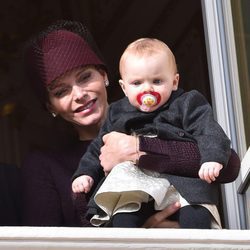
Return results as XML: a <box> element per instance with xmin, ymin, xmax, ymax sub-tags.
<box><xmin>74</xmin><ymin>88</ymin><xmax>231</xmax><ymax>205</ymax></box>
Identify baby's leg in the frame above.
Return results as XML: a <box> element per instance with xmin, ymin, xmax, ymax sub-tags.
<box><xmin>109</xmin><ymin>201</ymin><xmax>155</xmax><ymax>228</ymax></box>
<box><xmin>177</xmin><ymin>205</ymin><xmax>212</xmax><ymax>229</ymax></box>
<box><xmin>110</xmin><ymin>212</ymin><xmax>143</xmax><ymax>227</ymax></box>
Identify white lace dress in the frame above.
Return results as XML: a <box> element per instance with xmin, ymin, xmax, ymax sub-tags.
<box><xmin>90</xmin><ymin>161</ymin><xmax>221</xmax><ymax>229</ymax></box>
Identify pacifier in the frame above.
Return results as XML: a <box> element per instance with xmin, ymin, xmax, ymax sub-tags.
<box><xmin>137</xmin><ymin>91</ymin><xmax>161</xmax><ymax>112</ymax></box>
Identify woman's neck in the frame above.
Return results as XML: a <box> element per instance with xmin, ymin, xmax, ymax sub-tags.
<box><xmin>75</xmin><ymin>103</ymin><xmax>109</xmax><ymax>141</ymax></box>
<box><xmin>75</xmin><ymin>123</ymin><xmax>101</xmax><ymax>141</ymax></box>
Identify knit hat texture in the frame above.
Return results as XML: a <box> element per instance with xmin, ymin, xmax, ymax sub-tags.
<box><xmin>27</xmin><ymin>29</ymin><xmax>104</xmax><ymax>86</ymax></box>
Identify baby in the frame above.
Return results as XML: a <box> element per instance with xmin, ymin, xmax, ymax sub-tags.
<box><xmin>72</xmin><ymin>38</ymin><xmax>231</xmax><ymax>229</ymax></box>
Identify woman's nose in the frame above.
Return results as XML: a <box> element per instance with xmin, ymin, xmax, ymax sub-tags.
<box><xmin>73</xmin><ymin>85</ymin><xmax>87</xmax><ymax>101</ymax></box>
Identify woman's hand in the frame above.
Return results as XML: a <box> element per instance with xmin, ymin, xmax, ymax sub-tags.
<box><xmin>142</xmin><ymin>202</ymin><xmax>181</xmax><ymax>228</ymax></box>
<box><xmin>100</xmin><ymin>132</ymin><xmax>143</xmax><ymax>174</ymax></box>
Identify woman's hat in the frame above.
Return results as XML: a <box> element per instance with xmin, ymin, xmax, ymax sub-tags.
<box><xmin>27</xmin><ymin>29</ymin><xmax>105</xmax><ymax>86</ymax></box>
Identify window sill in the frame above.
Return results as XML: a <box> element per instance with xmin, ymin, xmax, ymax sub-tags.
<box><xmin>0</xmin><ymin>227</ymin><xmax>249</xmax><ymax>249</ymax></box>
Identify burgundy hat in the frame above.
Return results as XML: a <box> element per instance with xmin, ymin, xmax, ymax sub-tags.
<box><xmin>28</xmin><ymin>29</ymin><xmax>105</xmax><ymax>86</ymax></box>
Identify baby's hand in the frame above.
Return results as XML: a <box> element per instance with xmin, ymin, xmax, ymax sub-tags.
<box><xmin>198</xmin><ymin>162</ymin><xmax>223</xmax><ymax>183</ymax></box>
<box><xmin>72</xmin><ymin>175</ymin><xmax>94</xmax><ymax>193</ymax></box>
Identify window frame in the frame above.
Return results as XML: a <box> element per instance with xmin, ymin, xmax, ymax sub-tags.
<box><xmin>201</xmin><ymin>0</ymin><xmax>246</xmax><ymax>229</ymax></box>
<box><xmin>0</xmin><ymin>0</ymin><xmax>246</xmax><ymax>238</ymax></box>
<box><xmin>0</xmin><ymin>227</ymin><xmax>249</xmax><ymax>249</ymax></box>
<box><xmin>229</xmin><ymin>0</ymin><xmax>250</xmax><ymax>194</ymax></box>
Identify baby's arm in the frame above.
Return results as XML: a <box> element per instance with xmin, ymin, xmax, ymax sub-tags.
<box><xmin>72</xmin><ymin>175</ymin><xmax>94</xmax><ymax>193</ymax></box>
<box><xmin>198</xmin><ymin>162</ymin><xmax>223</xmax><ymax>183</ymax></box>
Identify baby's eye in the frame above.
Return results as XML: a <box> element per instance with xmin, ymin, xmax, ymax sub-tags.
<box><xmin>153</xmin><ymin>79</ymin><xmax>161</xmax><ymax>84</ymax></box>
<box><xmin>131</xmin><ymin>81</ymin><xmax>141</xmax><ymax>86</ymax></box>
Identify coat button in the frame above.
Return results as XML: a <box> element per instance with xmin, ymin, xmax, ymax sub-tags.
<box><xmin>178</xmin><ymin>131</ymin><xmax>185</xmax><ymax>137</ymax></box>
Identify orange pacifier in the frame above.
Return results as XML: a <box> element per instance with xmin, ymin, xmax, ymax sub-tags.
<box><xmin>137</xmin><ymin>91</ymin><xmax>161</xmax><ymax>112</ymax></box>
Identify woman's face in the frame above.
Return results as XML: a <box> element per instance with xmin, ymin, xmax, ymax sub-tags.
<box><xmin>47</xmin><ymin>66</ymin><xmax>108</xmax><ymax>129</ymax></box>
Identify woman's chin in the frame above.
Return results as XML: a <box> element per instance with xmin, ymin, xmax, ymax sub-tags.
<box><xmin>75</xmin><ymin>114</ymin><xmax>103</xmax><ymax>127</ymax></box>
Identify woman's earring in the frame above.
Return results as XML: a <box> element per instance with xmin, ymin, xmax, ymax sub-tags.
<box><xmin>51</xmin><ymin>112</ymin><xmax>57</xmax><ymax>118</ymax></box>
<box><xmin>104</xmin><ymin>80</ymin><xmax>109</xmax><ymax>87</ymax></box>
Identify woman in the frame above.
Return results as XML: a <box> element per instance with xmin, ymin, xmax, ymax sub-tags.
<box><xmin>21</xmin><ymin>20</ymin><xmax>240</xmax><ymax>227</ymax></box>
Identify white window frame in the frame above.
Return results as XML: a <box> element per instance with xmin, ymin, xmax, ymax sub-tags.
<box><xmin>0</xmin><ymin>227</ymin><xmax>249</xmax><ymax>249</ymax></box>
<box><xmin>201</xmin><ymin>0</ymin><xmax>247</xmax><ymax>229</ymax></box>
<box><xmin>2</xmin><ymin>2</ymin><xmax>249</xmax><ymax>249</ymax></box>
<box><xmin>228</xmin><ymin>0</ymin><xmax>250</xmax><ymax>193</ymax></box>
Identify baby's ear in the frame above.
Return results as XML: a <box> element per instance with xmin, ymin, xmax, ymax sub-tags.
<box><xmin>119</xmin><ymin>79</ymin><xmax>127</xmax><ymax>95</ymax></box>
<box><xmin>173</xmin><ymin>73</ymin><xmax>180</xmax><ymax>90</ymax></box>
<box><xmin>119</xmin><ymin>79</ymin><xmax>124</xmax><ymax>87</ymax></box>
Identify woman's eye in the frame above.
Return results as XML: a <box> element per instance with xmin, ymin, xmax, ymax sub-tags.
<box><xmin>78</xmin><ymin>72</ymin><xmax>91</xmax><ymax>83</ymax></box>
<box><xmin>53</xmin><ymin>88</ymin><xmax>68</xmax><ymax>98</ymax></box>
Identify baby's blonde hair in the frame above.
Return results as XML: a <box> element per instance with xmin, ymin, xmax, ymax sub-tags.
<box><xmin>119</xmin><ymin>38</ymin><xmax>177</xmax><ymax>76</ymax></box>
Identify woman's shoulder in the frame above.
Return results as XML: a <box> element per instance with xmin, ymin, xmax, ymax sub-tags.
<box><xmin>21</xmin><ymin>148</ymin><xmax>61</xmax><ymax>177</ymax></box>
<box><xmin>21</xmin><ymin>140</ymin><xmax>90</xmax><ymax>173</ymax></box>
<box><xmin>22</xmin><ymin>149</ymin><xmax>54</xmax><ymax>167</ymax></box>
<box><xmin>20</xmin><ymin>149</ymin><xmax>56</xmax><ymax>183</ymax></box>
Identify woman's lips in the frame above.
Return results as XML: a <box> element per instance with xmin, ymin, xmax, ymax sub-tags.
<box><xmin>74</xmin><ymin>98</ymin><xmax>97</xmax><ymax>114</ymax></box>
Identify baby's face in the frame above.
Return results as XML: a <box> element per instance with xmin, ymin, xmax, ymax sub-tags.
<box><xmin>119</xmin><ymin>52</ymin><xmax>179</xmax><ymax>112</ymax></box>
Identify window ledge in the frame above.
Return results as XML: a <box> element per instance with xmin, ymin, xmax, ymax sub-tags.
<box><xmin>0</xmin><ymin>227</ymin><xmax>249</xmax><ymax>249</ymax></box>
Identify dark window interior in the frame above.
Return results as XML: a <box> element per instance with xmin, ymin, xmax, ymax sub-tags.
<box><xmin>0</xmin><ymin>0</ymin><xmax>210</xmax><ymax>165</ymax></box>
<box><xmin>0</xmin><ymin>0</ymin><xmax>228</xmax><ymax>229</ymax></box>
